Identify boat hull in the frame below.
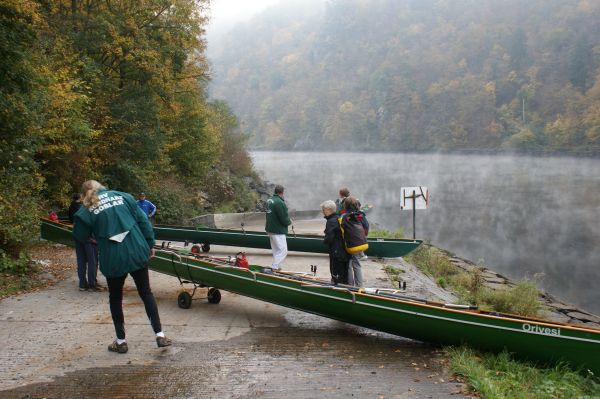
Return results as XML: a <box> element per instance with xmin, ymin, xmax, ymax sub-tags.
<box><xmin>152</xmin><ymin>251</ymin><xmax>600</xmax><ymax>373</ymax></box>
<box><xmin>40</xmin><ymin>219</ymin><xmax>600</xmax><ymax>373</ymax></box>
<box><xmin>155</xmin><ymin>225</ymin><xmax>422</xmax><ymax>258</ymax></box>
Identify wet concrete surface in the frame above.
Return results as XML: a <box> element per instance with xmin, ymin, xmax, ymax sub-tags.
<box><xmin>1</xmin><ymin>221</ymin><xmax>467</xmax><ymax>398</ymax></box>
<box><xmin>2</xmin><ymin>322</ymin><xmax>463</xmax><ymax>398</ymax></box>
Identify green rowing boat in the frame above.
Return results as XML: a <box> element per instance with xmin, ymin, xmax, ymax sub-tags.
<box><xmin>40</xmin><ymin>219</ymin><xmax>600</xmax><ymax>373</ymax></box>
<box><xmin>154</xmin><ymin>225</ymin><xmax>422</xmax><ymax>258</ymax></box>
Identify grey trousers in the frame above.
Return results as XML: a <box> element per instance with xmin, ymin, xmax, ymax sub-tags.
<box><xmin>347</xmin><ymin>255</ymin><xmax>363</xmax><ymax>288</ymax></box>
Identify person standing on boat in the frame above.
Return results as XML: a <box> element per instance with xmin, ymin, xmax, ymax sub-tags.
<box><xmin>73</xmin><ymin>180</ymin><xmax>171</xmax><ymax>354</ymax></box>
<box><xmin>265</xmin><ymin>184</ymin><xmax>292</xmax><ymax>271</ymax></box>
<box><xmin>137</xmin><ymin>192</ymin><xmax>157</xmax><ymax>225</ymax></box>
<box><xmin>337</xmin><ymin>188</ymin><xmax>368</xmax><ymax>260</ymax></box>
<box><xmin>69</xmin><ymin>193</ymin><xmax>102</xmax><ymax>291</ymax></box>
<box><xmin>321</xmin><ymin>200</ymin><xmax>349</xmax><ymax>284</ymax></box>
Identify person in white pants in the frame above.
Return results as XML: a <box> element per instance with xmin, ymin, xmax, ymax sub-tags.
<box><xmin>268</xmin><ymin>233</ymin><xmax>288</xmax><ymax>270</ymax></box>
<box><xmin>265</xmin><ymin>185</ymin><xmax>292</xmax><ymax>271</ymax></box>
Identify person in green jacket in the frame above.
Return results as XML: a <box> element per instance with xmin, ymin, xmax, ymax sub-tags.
<box><xmin>73</xmin><ymin>180</ymin><xmax>171</xmax><ymax>354</ymax></box>
<box><xmin>265</xmin><ymin>184</ymin><xmax>292</xmax><ymax>270</ymax></box>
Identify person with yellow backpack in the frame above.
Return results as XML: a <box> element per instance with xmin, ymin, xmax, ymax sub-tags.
<box><xmin>339</xmin><ymin>197</ymin><xmax>369</xmax><ymax>288</ymax></box>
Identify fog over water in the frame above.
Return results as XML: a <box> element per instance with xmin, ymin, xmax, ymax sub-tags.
<box><xmin>252</xmin><ymin>151</ymin><xmax>600</xmax><ymax>315</ymax></box>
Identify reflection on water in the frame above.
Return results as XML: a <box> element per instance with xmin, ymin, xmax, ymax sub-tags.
<box><xmin>252</xmin><ymin>151</ymin><xmax>600</xmax><ymax>314</ymax></box>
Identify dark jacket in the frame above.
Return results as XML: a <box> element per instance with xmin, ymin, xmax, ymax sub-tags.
<box><xmin>68</xmin><ymin>200</ymin><xmax>82</xmax><ymax>223</ymax></box>
<box><xmin>324</xmin><ymin>213</ymin><xmax>350</xmax><ymax>261</ymax></box>
<box><xmin>73</xmin><ymin>189</ymin><xmax>155</xmax><ymax>278</ymax></box>
<box><xmin>265</xmin><ymin>194</ymin><xmax>291</xmax><ymax>234</ymax></box>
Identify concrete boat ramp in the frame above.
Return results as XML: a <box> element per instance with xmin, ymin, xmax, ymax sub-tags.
<box><xmin>0</xmin><ymin>217</ymin><xmax>466</xmax><ymax>398</ymax></box>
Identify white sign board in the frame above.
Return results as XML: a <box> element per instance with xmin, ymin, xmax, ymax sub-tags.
<box><xmin>400</xmin><ymin>187</ymin><xmax>429</xmax><ymax>210</ymax></box>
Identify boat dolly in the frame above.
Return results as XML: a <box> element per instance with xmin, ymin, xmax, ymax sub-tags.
<box><xmin>157</xmin><ymin>244</ymin><xmax>223</xmax><ymax>308</ymax></box>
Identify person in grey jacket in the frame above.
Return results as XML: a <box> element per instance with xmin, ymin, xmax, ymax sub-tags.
<box><xmin>73</xmin><ymin>180</ymin><xmax>171</xmax><ymax>354</ymax></box>
<box><xmin>265</xmin><ymin>184</ymin><xmax>292</xmax><ymax>270</ymax></box>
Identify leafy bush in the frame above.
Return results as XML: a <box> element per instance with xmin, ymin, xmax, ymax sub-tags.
<box><xmin>143</xmin><ymin>178</ymin><xmax>203</xmax><ymax>225</ymax></box>
<box><xmin>0</xmin><ymin>250</ymin><xmax>30</xmax><ymax>274</ymax></box>
<box><xmin>479</xmin><ymin>280</ymin><xmax>542</xmax><ymax>317</ymax></box>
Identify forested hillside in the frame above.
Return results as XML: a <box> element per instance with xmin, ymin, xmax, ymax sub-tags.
<box><xmin>0</xmin><ymin>0</ymin><xmax>256</xmax><ymax>267</ymax></box>
<box><xmin>209</xmin><ymin>0</ymin><xmax>600</xmax><ymax>154</ymax></box>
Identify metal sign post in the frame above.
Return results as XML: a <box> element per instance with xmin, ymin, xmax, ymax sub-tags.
<box><xmin>400</xmin><ymin>187</ymin><xmax>429</xmax><ymax>240</ymax></box>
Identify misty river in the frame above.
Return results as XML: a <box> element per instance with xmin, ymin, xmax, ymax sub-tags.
<box><xmin>252</xmin><ymin>151</ymin><xmax>600</xmax><ymax>315</ymax></box>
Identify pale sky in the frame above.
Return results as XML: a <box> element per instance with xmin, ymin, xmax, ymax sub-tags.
<box><xmin>208</xmin><ymin>0</ymin><xmax>281</xmax><ymax>28</ymax></box>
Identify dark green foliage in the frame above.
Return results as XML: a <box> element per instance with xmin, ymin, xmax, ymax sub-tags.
<box><xmin>210</xmin><ymin>0</ymin><xmax>600</xmax><ymax>155</ymax></box>
<box><xmin>0</xmin><ymin>1</ymin><xmax>47</xmax><ymax>259</ymax></box>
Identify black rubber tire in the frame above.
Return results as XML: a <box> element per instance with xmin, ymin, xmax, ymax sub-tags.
<box><xmin>178</xmin><ymin>291</ymin><xmax>192</xmax><ymax>309</ymax></box>
<box><xmin>207</xmin><ymin>287</ymin><xmax>221</xmax><ymax>304</ymax></box>
<box><xmin>201</xmin><ymin>243</ymin><xmax>211</xmax><ymax>253</ymax></box>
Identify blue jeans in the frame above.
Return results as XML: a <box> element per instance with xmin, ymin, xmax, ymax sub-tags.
<box><xmin>75</xmin><ymin>241</ymin><xmax>98</xmax><ymax>288</ymax></box>
<box><xmin>106</xmin><ymin>267</ymin><xmax>162</xmax><ymax>340</ymax></box>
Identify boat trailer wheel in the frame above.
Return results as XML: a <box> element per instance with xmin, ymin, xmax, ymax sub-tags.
<box><xmin>190</xmin><ymin>244</ymin><xmax>201</xmax><ymax>254</ymax></box>
<box><xmin>207</xmin><ymin>287</ymin><xmax>221</xmax><ymax>304</ymax></box>
<box><xmin>201</xmin><ymin>243</ymin><xmax>210</xmax><ymax>253</ymax></box>
<box><xmin>178</xmin><ymin>291</ymin><xmax>192</xmax><ymax>309</ymax></box>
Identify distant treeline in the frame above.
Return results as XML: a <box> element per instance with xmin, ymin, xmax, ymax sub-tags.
<box><xmin>209</xmin><ymin>0</ymin><xmax>600</xmax><ymax>154</ymax></box>
<box><xmin>0</xmin><ymin>0</ymin><xmax>256</xmax><ymax>264</ymax></box>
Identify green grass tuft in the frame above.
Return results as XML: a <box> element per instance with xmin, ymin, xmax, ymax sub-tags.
<box><xmin>383</xmin><ymin>264</ymin><xmax>405</xmax><ymax>283</ymax></box>
<box><xmin>368</xmin><ymin>228</ymin><xmax>405</xmax><ymax>239</ymax></box>
<box><xmin>448</xmin><ymin>346</ymin><xmax>600</xmax><ymax>398</ymax></box>
<box><xmin>406</xmin><ymin>245</ymin><xmax>543</xmax><ymax>318</ymax></box>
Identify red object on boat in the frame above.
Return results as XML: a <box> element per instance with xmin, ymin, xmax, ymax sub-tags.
<box><xmin>235</xmin><ymin>252</ymin><xmax>249</xmax><ymax>268</ymax></box>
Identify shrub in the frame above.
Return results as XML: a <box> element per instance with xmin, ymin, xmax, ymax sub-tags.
<box><xmin>0</xmin><ymin>250</ymin><xmax>30</xmax><ymax>274</ymax></box>
<box><xmin>480</xmin><ymin>280</ymin><xmax>542</xmax><ymax>317</ymax></box>
<box><xmin>407</xmin><ymin>244</ymin><xmax>457</xmax><ymax>279</ymax></box>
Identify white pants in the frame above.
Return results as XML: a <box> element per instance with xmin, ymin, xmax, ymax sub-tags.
<box><xmin>268</xmin><ymin>233</ymin><xmax>288</xmax><ymax>269</ymax></box>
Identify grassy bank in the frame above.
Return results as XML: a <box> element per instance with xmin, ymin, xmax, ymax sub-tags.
<box><xmin>397</xmin><ymin>242</ymin><xmax>600</xmax><ymax>397</ymax></box>
<box><xmin>406</xmin><ymin>244</ymin><xmax>542</xmax><ymax>317</ymax></box>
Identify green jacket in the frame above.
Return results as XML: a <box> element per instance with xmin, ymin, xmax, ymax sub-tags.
<box><xmin>265</xmin><ymin>194</ymin><xmax>291</xmax><ymax>234</ymax></box>
<box><xmin>73</xmin><ymin>189</ymin><xmax>155</xmax><ymax>278</ymax></box>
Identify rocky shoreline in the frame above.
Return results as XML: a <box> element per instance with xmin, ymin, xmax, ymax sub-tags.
<box><xmin>434</xmin><ymin>247</ymin><xmax>600</xmax><ymax>329</ymax></box>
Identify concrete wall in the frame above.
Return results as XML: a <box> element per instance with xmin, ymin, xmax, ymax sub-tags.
<box><xmin>190</xmin><ymin>210</ymin><xmax>322</xmax><ymax>229</ymax></box>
